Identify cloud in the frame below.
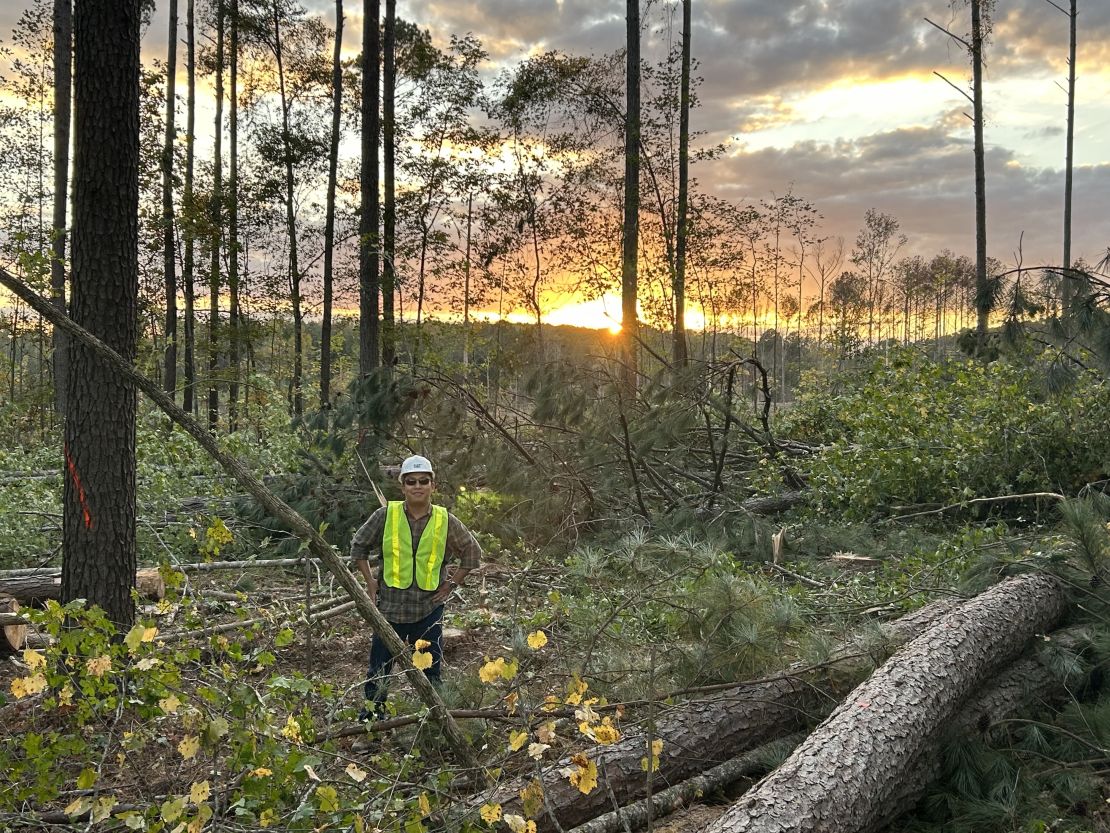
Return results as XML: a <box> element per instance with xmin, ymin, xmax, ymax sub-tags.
<box><xmin>696</xmin><ymin>120</ymin><xmax>1110</xmax><ymax>266</ymax></box>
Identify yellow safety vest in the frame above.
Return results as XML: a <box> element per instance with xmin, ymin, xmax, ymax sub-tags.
<box><xmin>382</xmin><ymin>502</ymin><xmax>448</xmax><ymax>590</ymax></box>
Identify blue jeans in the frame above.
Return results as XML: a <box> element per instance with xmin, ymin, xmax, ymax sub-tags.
<box><xmin>361</xmin><ymin>605</ymin><xmax>443</xmax><ymax>720</ymax></box>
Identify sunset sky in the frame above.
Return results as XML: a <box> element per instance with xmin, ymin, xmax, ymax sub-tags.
<box><xmin>2</xmin><ymin>0</ymin><xmax>1109</xmax><ymax>329</ymax></box>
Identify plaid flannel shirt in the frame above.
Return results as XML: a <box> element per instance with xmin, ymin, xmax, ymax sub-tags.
<box><xmin>350</xmin><ymin>505</ymin><xmax>482</xmax><ymax>624</ymax></box>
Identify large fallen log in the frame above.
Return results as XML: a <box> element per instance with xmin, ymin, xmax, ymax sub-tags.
<box><xmin>703</xmin><ymin>571</ymin><xmax>1067</xmax><ymax>833</ymax></box>
<box><xmin>480</xmin><ymin>598</ymin><xmax>961</xmax><ymax>832</ymax></box>
<box><xmin>0</xmin><ymin>595</ymin><xmax>27</xmax><ymax>653</ymax></box>
<box><xmin>0</xmin><ymin>568</ymin><xmax>164</xmax><ymax>606</ymax></box>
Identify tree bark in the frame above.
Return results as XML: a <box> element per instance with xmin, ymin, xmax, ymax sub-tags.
<box><xmin>381</xmin><ymin>0</ymin><xmax>396</xmax><ymax>368</ymax></box>
<box><xmin>672</xmin><ymin>0</ymin><xmax>691</xmax><ymax>368</ymax></box>
<box><xmin>704</xmin><ymin>571</ymin><xmax>1066</xmax><ymax>833</ymax></box>
<box><xmin>182</xmin><ymin>0</ymin><xmax>197</xmax><ymax>415</ymax></box>
<box><xmin>208</xmin><ymin>0</ymin><xmax>224</xmax><ymax>429</ymax></box>
<box><xmin>358</xmin><ymin>0</ymin><xmax>381</xmax><ymax>379</ymax></box>
<box><xmin>481</xmin><ymin>599</ymin><xmax>960</xmax><ymax>832</ymax></box>
<box><xmin>1061</xmin><ymin>0</ymin><xmax>1076</xmax><ymax>274</ymax></box>
<box><xmin>620</xmin><ymin>0</ymin><xmax>640</xmax><ymax>390</ymax></box>
<box><xmin>51</xmin><ymin>0</ymin><xmax>72</xmax><ymax>419</ymax></box>
<box><xmin>227</xmin><ymin>0</ymin><xmax>240</xmax><ymax>430</ymax></box>
<box><xmin>320</xmin><ymin>0</ymin><xmax>343</xmax><ymax>408</ymax></box>
<box><xmin>971</xmin><ymin>0</ymin><xmax>989</xmax><ymax>340</ymax></box>
<box><xmin>161</xmin><ymin>0</ymin><xmax>179</xmax><ymax>404</ymax></box>
<box><xmin>64</xmin><ymin>0</ymin><xmax>140</xmax><ymax>629</ymax></box>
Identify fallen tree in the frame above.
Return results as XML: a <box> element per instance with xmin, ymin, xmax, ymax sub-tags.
<box><xmin>703</xmin><ymin>571</ymin><xmax>1067</xmax><ymax>833</ymax></box>
<box><xmin>0</xmin><ymin>568</ymin><xmax>164</xmax><ymax>606</ymax></box>
<box><xmin>480</xmin><ymin>598</ymin><xmax>961</xmax><ymax>832</ymax></box>
<box><xmin>0</xmin><ymin>595</ymin><xmax>26</xmax><ymax>653</ymax></box>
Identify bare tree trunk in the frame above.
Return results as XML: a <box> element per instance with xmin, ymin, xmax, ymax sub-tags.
<box><xmin>51</xmin><ymin>0</ymin><xmax>72</xmax><ymax>419</ymax></box>
<box><xmin>972</xmin><ymin>0</ymin><xmax>989</xmax><ymax>340</ymax></box>
<box><xmin>672</xmin><ymin>0</ymin><xmax>691</xmax><ymax>368</ymax></box>
<box><xmin>64</xmin><ymin>0</ymin><xmax>140</xmax><ymax>629</ymax></box>
<box><xmin>1062</xmin><ymin>0</ymin><xmax>1076</xmax><ymax>274</ymax></box>
<box><xmin>182</xmin><ymin>0</ymin><xmax>197</xmax><ymax>415</ymax></box>
<box><xmin>358</xmin><ymin>0</ymin><xmax>380</xmax><ymax>378</ymax></box>
<box><xmin>320</xmin><ymin>0</ymin><xmax>342</xmax><ymax>408</ymax></box>
<box><xmin>273</xmin><ymin>5</ymin><xmax>302</xmax><ymax>416</ymax></box>
<box><xmin>621</xmin><ymin>0</ymin><xmax>640</xmax><ymax>390</ymax></box>
<box><xmin>207</xmin><ymin>0</ymin><xmax>224</xmax><ymax>430</ymax></box>
<box><xmin>381</xmin><ymin>0</ymin><xmax>396</xmax><ymax>368</ymax></box>
<box><xmin>161</xmin><ymin>0</ymin><xmax>178</xmax><ymax>405</ymax></box>
<box><xmin>705</xmin><ymin>572</ymin><xmax>1066</xmax><ymax>833</ymax></box>
<box><xmin>227</xmin><ymin>0</ymin><xmax>240</xmax><ymax>430</ymax></box>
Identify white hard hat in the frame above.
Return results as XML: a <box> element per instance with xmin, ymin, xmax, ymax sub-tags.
<box><xmin>399</xmin><ymin>455</ymin><xmax>434</xmax><ymax>480</ymax></box>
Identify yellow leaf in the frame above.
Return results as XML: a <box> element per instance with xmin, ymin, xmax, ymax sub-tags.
<box><xmin>345</xmin><ymin>763</ymin><xmax>367</xmax><ymax>783</ymax></box>
<box><xmin>503</xmin><ymin>814</ymin><xmax>529</xmax><ymax>833</ymax></box>
<box><xmin>91</xmin><ymin>797</ymin><xmax>117</xmax><ymax>824</ymax></box>
<box><xmin>504</xmin><ymin>691</ymin><xmax>518</xmax><ymax>715</ymax></box>
<box><xmin>526</xmin><ymin>630</ymin><xmax>548</xmax><ymax>650</ymax></box>
<box><xmin>508</xmin><ymin>730</ymin><xmax>528</xmax><ymax>752</ymax></box>
<box><xmin>142</xmin><ymin>626</ymin><xmax>159</xmax><ymax>643</ymax></box>
<box><xmin>58</xmin><ymin>682</ymin><xmax>73</xmax><ymax>706</ymax></box>
<box><xmin>259</xmin><ymin>808</ymin><xmax>277</xmax><ymax>828</ymax></box>
<box><xmin>414</xmin><ymin>639</ymin><xmax>431</xmax><ymax>650</ymax></box>
<box><xmin>178</xmin><ymin>735</ymin><xmax>200</xmax><ymax>760</ymax></box>
<box><xmin>161</xmin><ymin>796</ymin><xmax>186</xmax><ymax>823</ymax></box>
<box><xmin>479</xmin><ymin>803</ymin><xmax>502</xmax><ymax>824</ymax></box>
<box><xmin>418</xmin><ymin>791</ymin><xmax>431</xmax><ymax>817</ymax></box>
<box><xmin>22</xmin><ymin>648</ymin><xmax>46</xmax><ymax>670</ymax></box>
<box><xmin>160</xmin><ymin>694</ymin><xmax>182</xmax><ymax>714</ymax></box>
<box><xmin>10</xmin><ymin>674</ymin><xmax>46</xmax><ymax>699</ymax></box>
<box><xmin>541</xmin><ymin>695</ymin><xmax>560</xmax><ymax>712</ymax></box>
<box><xmin>519</xmin><ymin>779</ymin><xmax>544</xmax><ymax>819</ymax></box>
<box><xmin>86</xmin><ymin>654</ymin><xmax>112</xmax><ymax>678</ymax></box>
<box><xmin>412</xmin><ymin>649</ymin><xmax>433</xmax><ymax>670</ymax></box>
<box><xmin>640</xmin><ymin>738</ymin><xmax>663</xmax><ymax>772</ymax></box>
<box><xmin>593</xmin><ymin>718</ymin><xmax>621</xmax><ymax>745</ymax></box>
<box><xmin>136</xmin><ymin>657</ymin><xmax>160</xmax><ymax>671</ymax></box>
<box><xmin>316</xmin><ymin>785</ymin><xmax>339</xmax><ymax>812</ymax></box>
<box><xmin>189</xmin><ymin>780</ymin><xmax>210</xmax><ymax>804</ymax></box>
<box><xmin>478</xmin><ymin>657</ymin><xmax>506</xmax><ymax>684</ymax></box>
<box><xmin>250</xmin><ymin>767</ymin><xmax>272</xmax><ymax>778</ymax></box>
<box><xmin>64</xmin><ymin>797</ymin><xmax>92</xmax><ymax>817</ymax></box>
<box><xmin>568</xmin><ymin>758</ymin><xmax>598</xmax><ymax>795</ymax></box>
<box><xmin>281</xmin><ymin>715</ymin><xmax>302</xmax><ymax>742</ymax></box>
<box><xmin>501</xmin><ymin>658</ymin><xmax>519</xmax><ymax>681</ymax></box>
<box><xmin>565</xmin><ymin>675</ymin><xmax>588</xmax><ymax>706</ymax></box>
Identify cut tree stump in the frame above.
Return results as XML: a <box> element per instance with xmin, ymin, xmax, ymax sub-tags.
<box><xmin>479</xmin><ymin>598</ymin><xmax>962</xmax><ymax>832</ymax></box>
<box><xmin>0</xmin><ymin>568</ymin><xmax>164</xmax><ymax>607</ymax></box>
<box><xmin>0</xmin><ymin>594</ymin><xmax>27</xmax><ymax>653</ymax></box>
<box><xmin>703</xmin><ymin>571</ymin><xmax>1067</xmax><ymax>833</ymax></box>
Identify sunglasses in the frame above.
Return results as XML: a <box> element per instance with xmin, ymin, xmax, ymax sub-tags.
<box><xmin>402</xmin><ymin>477</ymin><xmax>433</xmax><ymax>487</ymax></box>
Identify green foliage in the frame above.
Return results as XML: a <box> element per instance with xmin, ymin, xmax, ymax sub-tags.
<box><xmin>783</xmin><ymin>348</ymin><xmax>1110</xmax><ymax>517</ymax></box>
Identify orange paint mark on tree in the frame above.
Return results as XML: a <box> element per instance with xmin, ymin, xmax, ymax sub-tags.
<box><xmin>64</xmin><ymin>443</ymin><xmax>94</xmax><ymax>529</ymax></box>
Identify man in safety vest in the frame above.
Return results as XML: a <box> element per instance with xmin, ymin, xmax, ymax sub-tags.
<box><xmin>351</xmin><ymin>454</ymin><xmax>482</xmax><ymax>725</ymax></box>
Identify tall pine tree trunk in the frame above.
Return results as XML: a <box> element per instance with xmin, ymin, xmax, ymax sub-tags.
<box><xmin>320</xmin><ymin>0</ymin><xmax>342</xmax><ymax>408</ymax></box>
<box><xmin>1062</xmin><ymin>0</ymin><xmax>1076</xmax><ymax>274</ymax></box>
<box><xmin>228</xmin><ymin>0</ymin><xmax>240</xmax><ymax>429</ymax></box>
<box><xmin>182</xmin><ymin>0</ymin><xmax>197</xmax><ymax>415</ymax></box>
<box><xmin>51</xmin><ymin>0</ymin><xmax>72</xmax><ymax>419</ymax></box>
<box><xmin>273</xmin><ymin>6</ymin><xmax>302</xmax><ymax>416</ymax></box>
<box><xmin>161</xmin><ymin>0</ymin><xmax>178</xmax><ymax>404</ymax></box>
<box><xmin>971</xmin><ymin>0</ymin><xmax>989</xmax><ymax>340</ymax></box>
<box><xmin>358</xmin><ymin>0</ymin><xmax>380</xmax><ymax>378</ymax></box>
<box><xmin>672</xmin><ymin>0</ymin><xmax>690</xmax><ymax>368</ymax></box>
<box><xmin>208</xmin><ymin>0</ymin><xmax>224</xmax><ymax>430</ymax></box>
<box><xmin>621</xmin><ymin>0</ymin><xmax>640</xmax><ymax>390</ymax></box>
<box><xmin>381</xmin><ymin>0</ymin><xmax>396</xmax><ymax>368</ymax></box>
<box><xmin>63</xmin><ymin>0</ymin><xmax>140</xmax><ymax>628</ymax></box>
